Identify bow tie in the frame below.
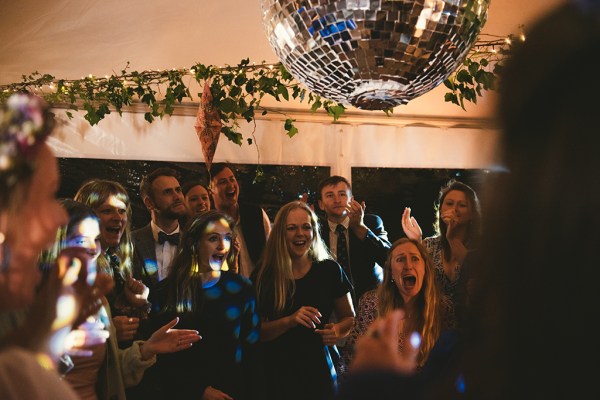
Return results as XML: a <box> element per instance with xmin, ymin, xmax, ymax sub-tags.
<box><xmin>158</xmin><ymin>231</ymin><xmax>180</xmax><ymax>245</ymax></box>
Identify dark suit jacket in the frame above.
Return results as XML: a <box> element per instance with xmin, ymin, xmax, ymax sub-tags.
<box><xmin>238</xmin><ymin>203</ymin><xmax>268</xmax><ymax>268</ymax></box>
<box><xmin>131</xmin><ymin>224</ymin><xmax>161</xmax><ymax>306</ymax></box>
<box><xmin>320</xmin><ymin>213</ymin><xmax>391</xmax><ymax>307</ymax></box>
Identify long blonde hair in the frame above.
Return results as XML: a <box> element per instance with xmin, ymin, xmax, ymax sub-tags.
<box><xmin>254</xmin><ymin>201</ymin><xmax>330</xmax><ymax>317</ymax></box>
<box><xmin>378</xmin><ymin>238</ymin><xmax>442</xmax><ymax>367</ymax></box>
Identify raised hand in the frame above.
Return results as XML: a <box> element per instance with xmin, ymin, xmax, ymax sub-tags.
<box><xmin>290</xmin><ymin>306</ymin><xmax>322</xmax><ymax>329</ymax></box>
<box><xmin>141</xmin><ymin>317</ymin><xmax>201</xmax><ymax>360</ymax></box>
<box><xmin>401</xmin><ymin>207</ymin><xmax>422</xmax><ymax>242</ymax></box>
<box><xmin>351</xmin><ymin>310</ymin><xmax>420</xmax><ymax>374</ymax></box>
<box><xmin>124</xmin><ymin>277</ymin><xmax>149</xmax><ymax>308</ymax></box>
<box><xmin>299</xmin><ymin>192</ymin><xmax>315</xmax><ymax>212</ymax></box>
<box><xmin>226</xmin><ymin>235</ymin><xmax>241</xmax><ymax>273</ymax></box>
<box><xmin>442</xmin><ymin>209</ymin><xmax>468</xmax><ymax>265</ymax></box>
<box><xmin>55</xmin><ymin>248</ymin><xmax>113</xmax><ymax>357</ymax></box>
<box><xmin>71</xmin><ymin>271</ymin><xmax>113</xmax><ymax>330</ymax></box>
<box><xmin>346</xmin><ymin>197</ymin><xmax>366</xmax><ymax>229</ymax></box>
<box><xmin>64</xmin><ymin>318</ymin><xmax>110</xmax><ymax>357</ymax></box>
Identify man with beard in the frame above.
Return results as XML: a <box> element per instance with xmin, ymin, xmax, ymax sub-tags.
<box><xmin>209</xmin><ymin>163</ymin><xmax>271</xmax><ymax>278</ymax></box>
<box><xmin>132</xmin><ymin>167</ymin><xmax>187</xmax><ymax>299</ymax></box>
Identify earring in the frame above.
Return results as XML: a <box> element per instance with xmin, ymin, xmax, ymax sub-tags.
<box><xmin>190</xmin><ymin>248</ymin><xmax>199</xmax><ymax>275</ymax></box>
<box><xmin>0</xmin><ymin>231</ymin><xmax>11</xmax><ymax>273</ymax></box>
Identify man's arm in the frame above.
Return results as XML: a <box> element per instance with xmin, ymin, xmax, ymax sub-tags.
<box><xmin>353</xmin><ymin>212</ymin><xmax>392</xmax><ymax>267</ymax></box>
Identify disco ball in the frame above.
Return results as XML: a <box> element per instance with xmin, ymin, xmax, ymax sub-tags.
<box><xmin>259</xmin><ymin>0</ymin><xmax>490</xmax><ymax>110</ymax></box>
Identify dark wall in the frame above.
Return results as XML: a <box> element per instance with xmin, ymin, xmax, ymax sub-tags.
<box><xmin>58</xmin><ymin>158</ymin><xmax>489</xmax><ymax>236</ymax></box>
<box><xmin>351</xmin><ymin>168</ymin><xmax>488</xmax><ymax>243</ymax></box>
<box><xmin>57</xmin><ymin>158</ymin><xmax>330</xmax><ymax>231</ymax></box>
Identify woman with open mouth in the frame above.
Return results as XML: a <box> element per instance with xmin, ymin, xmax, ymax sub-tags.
<box><xmin>134</xmin><ymin>210</ymin><xmax>263</xmax><ymax>400</ymax></box>
<box><xmin>402</xmin><ymin>180</ymin><xmax>482</xmax><ymax>329</ymax></box>
<box><xmin>75</xmin><ymin>180</ymin><xmax>151</xmax><ymax>348</ymax></box>
<box><xmin>340</xmin><ymin>238</ymin><xmax>453</xmax><ymax>377</ymax></box>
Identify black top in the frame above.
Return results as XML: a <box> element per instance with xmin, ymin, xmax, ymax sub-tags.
<box><xmin>132</xmin><ymin>271</ymin><xmax>264</xmax><ymax>400</ymax></box>
<box><xmin>255</xmin><ymin>259</ymin><xmax>352</xmax><ymax>400</ymax></box>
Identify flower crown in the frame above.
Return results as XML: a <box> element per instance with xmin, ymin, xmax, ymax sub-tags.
<box><xmin>0</xmin><ymin>93</ymin><xmax>54</xmax><ymax>189</ymax></box>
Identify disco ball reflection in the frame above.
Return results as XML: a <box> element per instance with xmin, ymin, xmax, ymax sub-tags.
<box><xmin>259</xmin><ymin>0</ymin><xmax>490</xmax><ymax>110</ymax></box>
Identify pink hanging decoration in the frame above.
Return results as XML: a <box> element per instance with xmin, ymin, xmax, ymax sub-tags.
<box><xmin>194</xmin><ymin>80</ymin><xmax>222</xmax><ymax>172</ymax></box>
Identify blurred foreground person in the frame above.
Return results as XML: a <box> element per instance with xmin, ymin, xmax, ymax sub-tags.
<box><xmin>339</xmin><ymin>1</ymin><xmax>600</xmax><ymax>399</ymax></box>
<box><xmin>0</xmin><ymin>93</ymin><xmax>107</xmax><ymax>398</ymax></box>
<box><xmin>48</xmin><ymin>199</ymin><xmax>200</xmax><ymax>400</ymax></box>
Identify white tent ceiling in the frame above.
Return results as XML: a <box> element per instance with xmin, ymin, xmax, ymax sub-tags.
<box><xmin>0</xmin><ymin>0</ymin><xmax>564</xmax><ymax>173</ymax></box>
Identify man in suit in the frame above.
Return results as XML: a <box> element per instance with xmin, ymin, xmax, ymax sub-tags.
<box><xmin>317</xmin><ymin>175</ymin><xmax>391</xmax><ymax>307</ymax></box>
<box><xmin>316</xmin><ymin>175</ymin><xmax>392</xmax><ymax>375</ymax></box>
<box><xmin>131</xmin><ymin>167</ymin><xmax>187</xmax><ymax>301</ymax></box>
<box><xmin>209</xmin><ymin>163</ymin><xmax>271</xmax><ymax>278</ymax></box>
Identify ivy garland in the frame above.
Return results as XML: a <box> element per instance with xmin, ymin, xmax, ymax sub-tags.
<box><xmin>0</xmin><ymin>34</ymin><xmax>519</xmax><ymax>146</ymax></box>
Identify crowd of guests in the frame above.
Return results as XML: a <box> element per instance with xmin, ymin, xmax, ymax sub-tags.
<box><xmin>1</xmin><ymin>1</ymin><xmax>598</xmax><ymax>399</ymax></box>
<box><xmin>0</xmin><ymin>105</ymin><xmax>470</xmax><ymax>398</ymax></box>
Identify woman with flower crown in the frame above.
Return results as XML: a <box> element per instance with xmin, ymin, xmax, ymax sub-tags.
<box><xmin>0</xmin><ymin>93</ymin><xmax>110</xmax><ymax>398</ymax></box>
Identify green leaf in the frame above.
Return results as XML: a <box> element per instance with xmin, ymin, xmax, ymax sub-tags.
<box><xmin>279</xmin><ymin>64</ymin><xmax>293</xmax><ymax>81</ymax></box>
<box><xmin>234</xmin><ymin>74</ymin><xmax>247</xmax><ymax>86</ymax></box>
<box><xmin>229</xmin><ymin>86</ymin><xmax>242</xmax><ymax>98</ymax></box>
<box><xmin>253</xmin><ymin>166</ymin><xmax>265</xmax><ymax>184</ymax></box>
<box><xmin>444</xmin><ymin>92</ymin><xmax>459</xmax><ymax>106</ymax></box>
<box><xmin>277</xmin><ymin>84</ymin><xmax>289</xmax><ymax>101</ymax></box>
<box><xmin>222</xmin><ymin>73</ymin><xmax>234</xmax><ymax>85</ymax></box>
<box><xmin>83</xmin><ymin>102</ymin><xmax>101</xmax><ymax>125</ymax></box>
<box><xmin>310</xmin><ymin>98</ymin><xmax>322</xmax><ymax>112</ymax></box>
<box><xmin>164</xmin><ymin>101</ymin><xmax>174</xmax><ymax>115</ymax></box>
<box><xmin>284</xmin><ymin>118</ymin><xmax>298</xmax><ymax>137</ymax></box>
<box><xmin>219</xmin><ymin>98</ymin><xmax>237</xmax><ymax>113</ymax></box>
<box><xmin>221</xmin><ymin>126</ymin><xmax>242</xmax><ymax>145</ymax></box>
<box><xmin>468</xmin><ymin>61</ymin><xmax>480</xmax><ymax>76</ymax></box>
<box><xmin>443</xmin><ymin>78</ymin><xmax>455</xmax><ymax>90</ymax></box>
<box><xmin>326</xmin><ymin>104</ymin><xmax>346</xmax><ymax>122</ymax></box>
<box><xmin>456</xmin><ymin>69</ymin><xmax>473</xmax><ymax>84</ymax></box>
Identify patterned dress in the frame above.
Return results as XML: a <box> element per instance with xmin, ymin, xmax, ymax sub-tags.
<box><xmin>424</xmin><ymin>235</ymin><xmax>461</xmax><ymax>328</ymax></box>
<box><xmin>133</xmin><ymin>271</ymin><xmax>263</xmax><ymax>400</ymax></box>
<box><xmin>341</xmin><ymin>288</ymin><xmax>455</xmax><ymax>375</ymax></box>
